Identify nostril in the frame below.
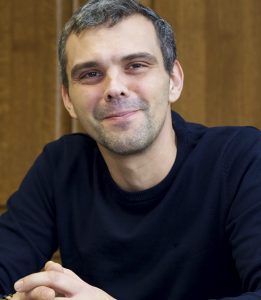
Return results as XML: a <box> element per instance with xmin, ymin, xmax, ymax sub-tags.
<box><xmin>106</xmin><ymin>94</ymin><xmax>113</xmax><ymax>101</ymax></box>
<box><xmin>106</xmin><ymin>91</ymin><xmax>126</xmax><ymax>101</ymax></box>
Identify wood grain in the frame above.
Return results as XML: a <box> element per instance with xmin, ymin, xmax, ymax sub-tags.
<box><xmin>205</xmin><ymin>0</ymin><xmax>261</xmax><ymax>127</ymax></box>
<box><xmin>0</xmin><ymin>0</ymin><xmax>72</xmax><ymax>204</ymax></box>
<box><xmin>155</xmin><ymin>0</ymin><xmax>261</xmax><ymax>128</ymax></box>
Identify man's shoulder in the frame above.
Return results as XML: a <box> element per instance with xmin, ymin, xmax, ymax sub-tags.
<box><xmin>176</xmin><ymin>111</ymin><xmax>261</xmax><ymax>147</ymax></box>
<box><xmin>187</xmin><ymin>123</ymin><xmax>261</xmax><ymax>167</ymax></box>
<box><xmin>196</xmin><ymin>124</ymin><xmax>259</xmax><ymax>140</ymax></box>
<box><xmin>172</xmin><ymin>111</ymin><xmax>261</xmax><ymax>159</ymax></box>
<box><xmin>201</xmin><ymin>125</ymin><xmax>260</xmax><ymax>147</ymax></box>
<box><xmin>46</xmin><ymin>133</ymin><xmax>96</xmax><ymax>150</ymax></box>
<box><xmin>40</xmin><ymin>133</ymin><xmax>98</xmax><ymax>167</ymax></box>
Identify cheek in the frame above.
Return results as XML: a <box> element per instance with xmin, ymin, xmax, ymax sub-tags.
<box><xmin>136</xmin><ymin>78</ymin><xmax>170</xmax><ymax>105</ymax></box>
<box><xmin>136</xmin><ymin>71</ymin><xmax>169</xmax><ymax>93</ymax></box>
<box><xmin>153</xmin><ymin>77</ymin><xmax>171</xmax><ymax>102</ymax></box>
<box><xmin>129</xmin><ymin>78</ymin><xmax>155</xmax><ymax>100</ymax></box>
<box><xmin>70</xmin><ymin>87</ymin><xmax>101</xmax><ymax>114</ymax></box>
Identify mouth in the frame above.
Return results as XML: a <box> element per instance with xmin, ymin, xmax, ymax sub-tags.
<box><xmin>103</xmin><ymin>109</ymin><xmax>140</xmax><ymax>120</ymax></box>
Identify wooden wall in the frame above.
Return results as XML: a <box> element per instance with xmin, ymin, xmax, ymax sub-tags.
<box><xmin>155</xmin><ymin>0</ymin><xmax>261</xmax><ymax>127</ymax></box>
<box><xmin>1</xmin><ymin>0</ymin><xmax>261</xmax><ymax>209</ymax></box>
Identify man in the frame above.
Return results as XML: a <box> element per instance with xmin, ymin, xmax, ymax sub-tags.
<box><xmin>0</xmin><ymin>0</ymin><xmax>261</xmax><ymax>299</ymax></box>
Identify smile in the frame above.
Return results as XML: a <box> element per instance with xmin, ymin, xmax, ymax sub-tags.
<box><xmin>103</xmin><ymin>110</ymin><xmax>140</xmax><ymax>120</ymax></box>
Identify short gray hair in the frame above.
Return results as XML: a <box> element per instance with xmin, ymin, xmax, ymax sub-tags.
<box><xmin>58</xmin><ymin>0</ymin><xmax>177</xmax><ymax>90</ymax></box>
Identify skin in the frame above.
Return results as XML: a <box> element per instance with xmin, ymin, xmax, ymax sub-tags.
<box><xmin>12</xmin><ymin>14</ymin><xmax>184</xmax><ymax>299</ymax></box>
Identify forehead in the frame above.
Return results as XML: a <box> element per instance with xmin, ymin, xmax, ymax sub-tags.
<box><xmin>65</xmin><ymin>14</ymin><xmax>163</xmax><ymax>66</ymax></box>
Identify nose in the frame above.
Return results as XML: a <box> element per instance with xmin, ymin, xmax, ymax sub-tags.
<box><xmin>103</xmin><ymin>71</ymin><xmax>130</xmax><ymax>102</ymax></box>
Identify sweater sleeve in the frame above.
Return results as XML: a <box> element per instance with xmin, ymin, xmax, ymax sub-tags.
<box><xmin>213</xmin><ymin>127</ymin><xmax>261</xmax><ymax>299</ymax></box>
<box><xmin>0</xmin><ymin>146</ymin><xmax>58</xmax><ymax>294</ymax></box>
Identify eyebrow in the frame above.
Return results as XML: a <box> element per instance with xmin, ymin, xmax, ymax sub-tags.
<box><xmin>71</xmin><ymin>61</ymin><xmax>98</xmax><ymax>79</ymax></box>
<box><xmin>71</xmin><ymin>52</ymin><xmax>158</xmax><ymax>79</ymax></box>
<box><xmin>121</xmin><ymin>52</ymin><xmax>158</xmax><ymax>64</ymax></box>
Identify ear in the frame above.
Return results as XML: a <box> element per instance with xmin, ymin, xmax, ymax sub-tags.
<box><xmin>169</xmin><ymin>60</ymin><xmax>184</xmax><ymax>104</ymax></box>
<box><xmin>61</xmin><ymin>85</ymin><xmax>78</xmax><ymax>119</ymax></box>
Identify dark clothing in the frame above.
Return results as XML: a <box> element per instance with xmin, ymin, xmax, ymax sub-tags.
<box><xmin>0</xmin><ymin>112</ymin><xmax>261</xmax><ymax>299</ymax></box>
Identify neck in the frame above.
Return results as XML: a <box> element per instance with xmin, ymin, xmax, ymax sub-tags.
<box><xmin>98</xmin><ymin>111</ymin><xmax>177</xmax><ymax>192</ymax></box>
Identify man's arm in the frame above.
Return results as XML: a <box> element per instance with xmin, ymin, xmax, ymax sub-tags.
<box><xmin>0</xmin><ymin>146</ymin><xmax>57</xmax><ymax>294</ymax></box>
<box><xmin>213</xmin><ymin>128</ymin><xmax>261</xmax><ymax>299</ymax></box>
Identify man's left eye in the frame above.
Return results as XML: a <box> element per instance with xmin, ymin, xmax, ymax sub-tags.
<box><xmin>127</xmin><ymin>63</ymin><xmax>149</xmax><ymax>73</ymax></box>
<box><xmin>80</xmin><ymin>71</ymin><xmax>101</xmax><ymax>78</ymax></box>
<box><xmin>129</xmin><ymin>63</ymin><xmax>145</xmax><ymax>69</ymax></box>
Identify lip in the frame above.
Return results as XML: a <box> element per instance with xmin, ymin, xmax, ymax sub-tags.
<box><xmin>103</xmin><ymin>110</ymin><xmax>139</xmax><ymax>120</ymax></box>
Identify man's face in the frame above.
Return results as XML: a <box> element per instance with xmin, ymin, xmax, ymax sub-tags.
<box><xmin>62</xmin><ymin>14</ymin><xmax>183</xmax><ymax>155</ymax></box>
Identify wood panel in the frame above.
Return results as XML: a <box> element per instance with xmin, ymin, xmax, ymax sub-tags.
<box><xmin>205</xmin><ymin>0</ymin><xmax>261</xmax><ymax>127</ymax></box>
<box><xmin>155</xmin><ymin>0</ymin><xmax>261</xmax><ymax>128</ymax></box>
<box><xmin>0</xmin><ymin>0</ymin><xmax>73</xmax><ymax>208</ymax></box>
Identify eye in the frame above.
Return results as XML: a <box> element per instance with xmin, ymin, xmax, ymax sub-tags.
<box><xmin>79</xmin><ymin>70</ymin><xmax>103</xmax><ymax>79</ymax></box>
<box><xmin>128</xmin><ymin>63</ymin><xmax>147</xmax><ymax>71</ymax></box>
<box><xmin>130</xmin><ymin>63</ymin><xmax>145</xmax><ymax>69</ymax></box>
<box><xmin>75</xmin><ymin>70</ymin><xmax>104</xmax><ymax>84</ymax></box>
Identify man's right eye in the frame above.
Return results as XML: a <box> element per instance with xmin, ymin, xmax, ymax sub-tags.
<box><xmin>79</xmin><ymin>70</ymin><xmax>102</xmax><ymax>79</ymax></box>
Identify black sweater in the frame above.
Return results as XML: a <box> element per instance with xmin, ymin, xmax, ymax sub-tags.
<box><xmin>0</xmin><ymin>112</ymin><xmax>261</xmax><ymax>299</ymax></box>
